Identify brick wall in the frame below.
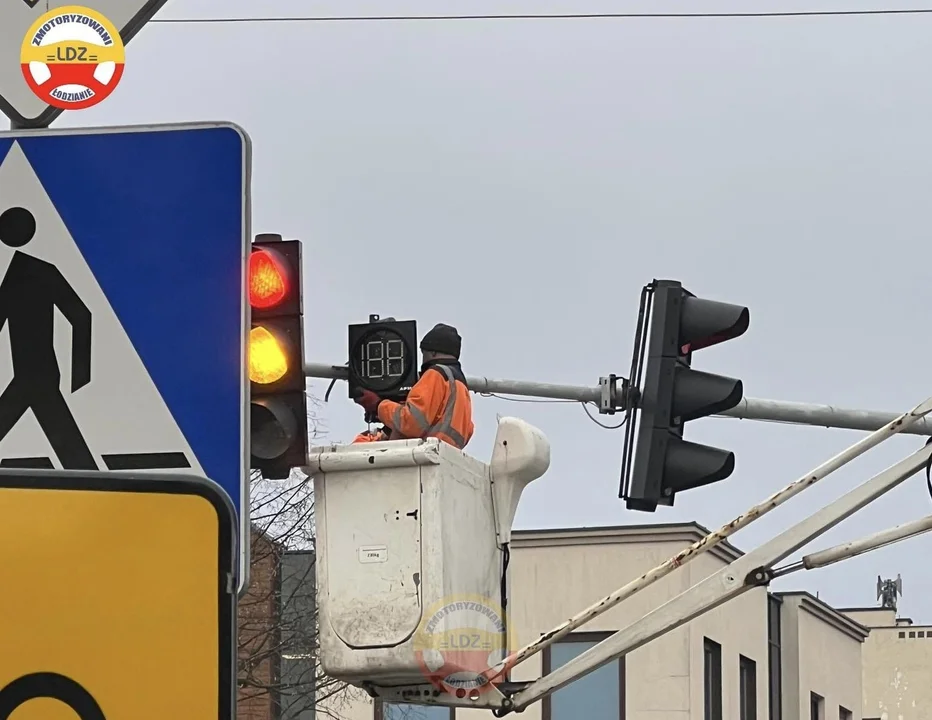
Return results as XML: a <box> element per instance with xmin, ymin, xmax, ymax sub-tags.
<box><xmin>238</xmin><ymin>527</ymin><xmax>282</xmax><ymax>720</ymax></box>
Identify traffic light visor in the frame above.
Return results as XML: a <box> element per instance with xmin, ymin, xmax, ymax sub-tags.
<box><xmin>680</xmin><ymin>296</ymin><xmax>749</xmax><ymax>353</ymax></box>
<box><xmin>249</xmin><ymin>249</ymin><xmax>289</xmax><ymax>309</ymax></box>
<box><xmin>249</xmin><ymin>326</ymin><xmax>289</xmax><ymax>384</ymax></box>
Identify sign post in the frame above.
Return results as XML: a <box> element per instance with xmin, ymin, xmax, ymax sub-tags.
<box><xmin>0</xmin><ymin>468</ymin><xmax>236</xmax><ymax>719</ymax></box>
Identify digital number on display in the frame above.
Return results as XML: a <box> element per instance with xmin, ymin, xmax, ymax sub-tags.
<box><xmin>359</xmin><ymin>338</ymin><xmax>406</xmax><ymax>379</ymax></box>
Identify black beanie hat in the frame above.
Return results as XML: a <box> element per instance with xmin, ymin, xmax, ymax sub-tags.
<box><xmin>420</xmin><ymin>323</ymin><xmax>462</xmax><ymax>359</ymax></box>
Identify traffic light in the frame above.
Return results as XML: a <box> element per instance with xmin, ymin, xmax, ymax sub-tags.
<box><xmin>249</xmin><ymin>233</ymin><xmax>307</xmax><ymax>479</ymax></box>
<box><xmin>620</xmin><ymin>279</ymin><xmax>749</xmax><ymax>511</ymax></box>
<box><xmin>347</xmin><ymin>315</ymin><xmax>418</xmax><ymax>412</ymax></box>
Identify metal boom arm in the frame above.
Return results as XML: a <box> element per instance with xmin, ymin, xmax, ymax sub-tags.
<box><xmin>492</xmin><ymin>395</ymin><xmax>932</xmax><ymax>714</ymax></box>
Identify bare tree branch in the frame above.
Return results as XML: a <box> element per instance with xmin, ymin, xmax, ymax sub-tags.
<box><xmin>238</xmin><ymin>394</ymin><xmax>361</xmax><ymax>720</ymax></box>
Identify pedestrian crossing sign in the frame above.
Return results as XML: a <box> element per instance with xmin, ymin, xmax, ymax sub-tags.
<box><xmin>0</xmin><ymin>122</ymin><xmax>251</xmax><ymax>590</ymax></box>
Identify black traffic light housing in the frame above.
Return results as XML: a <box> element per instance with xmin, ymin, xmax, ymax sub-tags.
<box><xmin>347</xmin><ymin>315</ymin><xmax>418</xmax><ymax>416</ymax></box>
<box><xmin>249</xmin><ymin>233</ymin><xmax>307</xmax><ymax>479</ymax></box>
<box><xmin>620</xmin><ymin>279</ymin><xmax>749</xmax><ymax>511</ymax></box>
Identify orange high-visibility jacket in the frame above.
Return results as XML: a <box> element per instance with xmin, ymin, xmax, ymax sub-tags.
<box><xmin>352</xmin><ymin>429</ymin><xmax>390</xmax><ymax>444</ymax></box>
<box><xmin>377</xmin><ymin>361</ymin><xmax>474</xmax><ymax>449</ymax></box>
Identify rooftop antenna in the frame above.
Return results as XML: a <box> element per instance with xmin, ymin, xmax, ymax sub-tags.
<box><xmin>877</xmin><ymin>574</ymin><xmax>903</xmax><ymax>611</ymax></box>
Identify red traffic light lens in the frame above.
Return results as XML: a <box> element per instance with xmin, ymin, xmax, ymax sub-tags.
<box><xmin>249</xmin><ymin>249</ymin><xmax>289</xmax><ymax>309</ymax></box>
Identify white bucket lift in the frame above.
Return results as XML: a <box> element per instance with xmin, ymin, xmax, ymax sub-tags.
<box><xmin>309</xmin><ymin>417</ymin><xmax>551</xmax><ymax>701</ymax></box>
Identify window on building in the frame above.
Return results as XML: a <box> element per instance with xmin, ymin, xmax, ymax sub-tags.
<box><xmin>739</xmin><ymin>655</ymin><xmax>757</xmax><ymax>720</ymax></box>
<box><xmin>542</xmin><ymin>631</ymin><xmax>625</xmax><ymax>720</ymax></box>
<box><xmin>767</xmin><ymin>595</ymin><xmax>782</xmax><ymax>720</ymax></box>
<box><xmin>280</xmin><ymin>550</ymin><xmax>317</xmax><ymax>720</ymax></box>
<box><xmin>377</xmin><ymin>702</ymin><xmax>453</xmax><ymax>720</ymax></box>
<box><xmin>810</xmin><ymin>692</ymin><xmax>824</xmax><ymax>720</ymax></box>
<box><xmin>839</xmin><ymin>707</ymin><xmax>852</xmax><ymax>720</ymax></box>
<box><xmin>703</xmin><ymin>638</ymin><xmax>723</xmax><ymax>720</ymax></box>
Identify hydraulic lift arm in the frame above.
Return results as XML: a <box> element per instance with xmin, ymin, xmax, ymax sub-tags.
<box><xmin>489</xmin><ymin>395</ymin><xmax>932</xmax><ymax>716</ymax></box>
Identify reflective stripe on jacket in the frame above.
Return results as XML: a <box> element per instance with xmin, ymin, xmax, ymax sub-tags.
<box><xmin>377</xmin><ymin>362</ymin><xmax>474</xmax><ymax>449</ymax></box>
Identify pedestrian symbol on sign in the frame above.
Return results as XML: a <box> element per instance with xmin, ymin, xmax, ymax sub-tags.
<box><xmin>0</xmin><ymin>197</ymin><xmax>193</xmax><ymax>473</ymax></box>
<box><xmin>0</xmin><ymin>206</ymin><xmax>96</xmax><ymax>469</ymax></box>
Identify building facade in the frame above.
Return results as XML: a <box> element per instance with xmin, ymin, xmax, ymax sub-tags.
<box><xmin>776</xmin><ymin>592</ymin><xmax>866</xmax><ymax>720</ymax></box>
<box><xmin>280</xmin><ymin>549</ymin><xmax>318</xmax><ymax>720</ymax></box>
<box><xmin>236</xmin><ymin>540</ymin><xmax>320</xmax><ymax>720</ymax></box>
<box><xmin>840</xmin><ymin>605</ymin><xmax>932</xmax><ymax>720</ymax></box>
<box><xmin>239</xmin><ymin>527</ymin><xmax>283</xmax><ymax>720</ymax></box>
<box><xmin>322</xmin><ymin>523</ymin><xmax>869</xmax><ymax>720</ymax></box>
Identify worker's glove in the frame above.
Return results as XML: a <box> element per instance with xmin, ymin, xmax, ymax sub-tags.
<box><xmin>354</xmin><ymin>389</ymin><xmax>382</xmax><ymax>415</ymax></box>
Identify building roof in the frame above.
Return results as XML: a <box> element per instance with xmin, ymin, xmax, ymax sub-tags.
<box><xmin>510</xmin><ymin>521</ymin><xmax>743</xmax><ymax>564</ymax></box>
<box><xmin>774</xmin><ymin>591</ymin><xmax>870</xmax><ymax>641</ymax></box>
<box><xmin>834</xmin><ymin>605</ymin><xmax>890</xmax><ymax>613</ymax></box>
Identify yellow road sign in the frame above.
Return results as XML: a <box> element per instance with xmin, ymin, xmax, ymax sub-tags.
<box><xmin>0</xmin><ymin>470</ymin><xmax>236</xmax><ymax>719</ymax></box>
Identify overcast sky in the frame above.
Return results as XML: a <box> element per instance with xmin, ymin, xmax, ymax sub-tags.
<box><xmin>41</xmin><ymin>0</ymin><xmax>932</xmax><ymax>617</ymax></box>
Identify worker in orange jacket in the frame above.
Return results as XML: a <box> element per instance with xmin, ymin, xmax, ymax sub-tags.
<box><xmin>353</xmin><ymin>323</ymin><xmax>474</xmax><ymax>450</ymax></box>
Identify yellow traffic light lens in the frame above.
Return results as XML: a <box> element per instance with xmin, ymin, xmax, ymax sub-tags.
<box><xmin>249</xmin><ymin>326</ymin><xmax>289</xmax><ymax>384</ymax></box>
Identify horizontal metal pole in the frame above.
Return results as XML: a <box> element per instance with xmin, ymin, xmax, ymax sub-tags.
<box><xmin>721</xmin><ymin>397</ymin><xmax>932</xmax><ymax>436</ymax></box>
<box><xmin>304</xmin><ymin>361</ymin><xmax>932</xmax><ymax>435</ymax></box>
<box><xmin>305</xmin><ymin>362</ymin><xmax>348</xmax><ymax>381</ymax></box>
<box><xmin>466</xmin><ymin>375</ymin><xmax>602</xmax><ymax>403</ymax></box>
<box><xmin>303</xmin><ymin>362</ymin><xmax>601</xmax><ymax>402</ymax></box>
